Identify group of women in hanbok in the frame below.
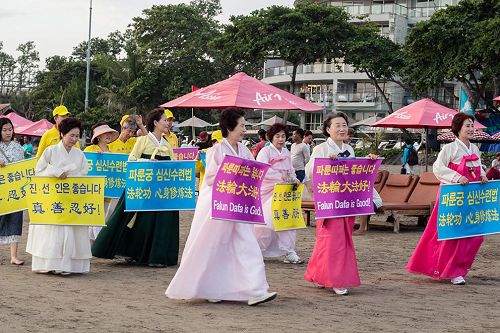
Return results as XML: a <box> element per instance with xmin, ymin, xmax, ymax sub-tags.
<box><xmin>1</xmin><ymin>106</ymin><xmax>492</xmax><ymax>304</ymax></box>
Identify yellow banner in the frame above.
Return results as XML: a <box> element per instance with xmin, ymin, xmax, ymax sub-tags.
<box><xmin>26</xmin><ymin>176</ymin><xmax>105</xmax><ymax>226</ymax></box>
<box><xmin>0</xmin><ymin>158</ymin><xmax>37</xmax><ymax>215</ymax></box>
<box><xmin>271</xmin><ymin>184</ymin><xmax>306</xmax><ymax>231</ymax></box>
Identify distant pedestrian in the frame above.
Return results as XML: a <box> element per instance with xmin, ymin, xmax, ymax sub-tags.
<box><xmin>290</xmin><ymin>128</ymin><xmax>310</xmax><ymax>182</ymax></box>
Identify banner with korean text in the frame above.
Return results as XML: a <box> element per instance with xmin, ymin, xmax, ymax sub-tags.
<box><xmin>125</xmin><ymin>161</ymin><xmax>196</xmax><ymax>212</ymax></box>
<box><xmin>173</xmin><ymin>148</ymin><xmax>199</xmax><ymax>161</ymax></box>
<box><xmin>271</xmin><ymin>184</ymin><xmax>306</xmax><ymax>231</ymax></box>
<box><xmin>211</xmin><ymin>155</ymin><xmax>269</xmax><ymax>224</ymax></box>
<box><xmin>0</xmin><ymin>158</ymin><xmax>36</xmax><ymax>215</ymax></box>
<box><xmin>437</xmin><ymin>180</ymin><xmax>500</xmax><ymax>240</ymax></box>
<box><xmin>26</xmin><ymin>176</ymin><xmax>105</xmax><ymax>226</ymax></box>
<box><xmin>312</xmin><ymin>158</ymin><xmax>382</xmax><ymax>219</ymax></box>
<box><xmin>84</xmin><ymin>152</ymin><xmax>129</xmax><ymax>198</ymax></box>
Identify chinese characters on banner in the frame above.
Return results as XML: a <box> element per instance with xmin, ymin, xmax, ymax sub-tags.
<box><xmin>173</xmin><ymin>148</ymin><xmax>199</xmax><ymax>161</ymax></box>
<box><xmin>0</xmin><ymin>158</ymin><xmax>36</xmax><ymax>215</ymax></box>
<box><xmin>271</xmin><ymin>184</ymin><xmax>306</xmax><ymax>231</ymax></box>
<box><xmin>211</xmin><ymin>155</ymin><xmax>269</xmax><ymax>224</ymax></box>
<box><xmin>125</xmin><ymin>161</ymin><xmax>196</xmax><ymax>212</ymax></box>
<box><xmin>26</xmin><ymin>176</ymin><xmax>105</xmax><ymax>226</ymax></box>
<box><xmin>84</xmin><ymin>152</ymin><xmax>129</xmax><ymax>198</ymax></box>
<box><xmin>312</xmin><ymin>158</ymin><xmax>382</xmax><ymax>219</ymax></box>
<box><xmin>437</xmin><ymin>180</ymin><xmax>500</xmax><ymax>240</ymax></box>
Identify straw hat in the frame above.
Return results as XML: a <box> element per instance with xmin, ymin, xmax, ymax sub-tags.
<box><xmin>91</xmin><ymin>124</ymin><xmax>119</xmax><ymax>144</ymax></box>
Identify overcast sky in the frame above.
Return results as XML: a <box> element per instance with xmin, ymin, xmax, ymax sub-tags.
<box><xmin>1</xmin><ymin>0</ymin><xmax>293</xmax><ymax>66</ymax></box>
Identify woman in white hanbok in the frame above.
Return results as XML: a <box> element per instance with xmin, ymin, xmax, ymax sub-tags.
<box><xmin>166</xmin><ymin>109</ymin><xmax>277</xmax><ymax>306</ymax></box>
<box><xmin>26</xmin><ymin>118</ymin><xmax>91</xmax><ymax>275</ymax></box>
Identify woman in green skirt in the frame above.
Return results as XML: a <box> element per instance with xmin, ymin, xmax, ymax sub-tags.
<box><xmin>92</xmin><ymin>108</ymin><xmax>179</xmax><ymax>267</ymax></box>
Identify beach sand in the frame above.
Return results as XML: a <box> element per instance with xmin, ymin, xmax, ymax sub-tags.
<box><xmin>1</xmin><ymin>206</ymin><xmax>499</xmax><ymax>333</ymax></box>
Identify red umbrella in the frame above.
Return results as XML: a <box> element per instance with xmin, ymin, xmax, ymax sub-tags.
<box><xmin>160</xmin><ymin>72</ymin><xmax>321</xmax><ymax>112</ymax></box>
<box><xmin>438</xmin><ymin>129</ymin><xmax>492</xmax><ymax>141</ymax></box>
<box><xmin>16</xmin><ymin>119</ymin><xmax>54</xmax><ymax>137</ymax></box>
<box><xmin>493</xmin><ymin>96</ymin><xmax>500</xmax><ymax>103</ymax></box>
<box><xmin>491</xmin><ymin>132</ymin><xmax>500</xmax><ymax>140</ymax></box>
<box><xmin>0</xmin><ymin>113</ymin><xmax>34</xmax><ymax>128</ymax></box>
<box><xmin>372</xmin><ymin>99</ymin><xmax>485</xmax><ymax>129</ymax></box>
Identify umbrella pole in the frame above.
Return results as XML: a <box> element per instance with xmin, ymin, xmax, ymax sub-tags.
<box><xmin>425</xmin><ymin>127</ymin><xmax>429</xmax><ymax>172</ymax></box>
<box><xmin>191</xmin><ymin>108</ymin><xmax>195</xmax><ymax>143</ymax></box>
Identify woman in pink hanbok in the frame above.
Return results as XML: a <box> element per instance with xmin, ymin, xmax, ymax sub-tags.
<box><xmin>304</xmin><ymin>112</ymin><xmax>378</xmax><ymax>295</ymax></box>
<box><xmin>166</xmin><ymin>108</ymin><xmax>277</xmax><ymax>306</ymax></box>
<box><xmin>255</xmin><ymin>123</ymin><xmax>303</xmax><ymax>264</ymax></box>
<box><xmin>407</xmin><ymin>113</ymin><xmax>488</xmax><ymax>285</ymax></box>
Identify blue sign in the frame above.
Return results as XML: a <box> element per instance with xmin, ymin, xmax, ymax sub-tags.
<box><xmin>125</xmin><ymin>161</ymin><xmax>196</xmax><ymax>212</ymax></box>
<box><xmin>437</xmin><ymin>180</ymin><xmax>500</xmax><ymax>240</ymax></box>
<box><xmin>84</xmin><ymin>152</ymin><xmax>129</xmax><ymax>198</ymax></box>
<box><xmin>199</xmin><ymin>151</ymin><xmax>206</xmax><ymax>168</ymax></box>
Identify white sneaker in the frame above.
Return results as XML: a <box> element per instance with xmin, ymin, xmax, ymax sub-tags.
<box><xmin>248</xmin><ymin>292</ymin><xmax>277</xmax><ymax>306</ymax></box>
<box><xmin>333</xmin><ymin>288</ymin><xmax>349</xmax><ymax>295</ymax></box>
<box><xmin>283</xmin><ymin>252</ymin><xmax>304</xmax><ymax>264</ymax></box>
<box><xmin>207</xmin><ymin>299</ymin><xmax>222</xmax><ymax>303</ymax></box>
<box><xmin>451</xmin><ymin>276</ymin><xmax>466</xmax><ymax>285</ymax></box>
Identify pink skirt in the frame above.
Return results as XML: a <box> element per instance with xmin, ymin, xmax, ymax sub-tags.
<box><xmin>407</xmin><ymin>198</ymin><xmax>483</xmax><ymax>279</ymax></box>
<box><xmin>304</xmin><ymin>216</ymin><xmax>361</xmax><ymax>288</ymax></box>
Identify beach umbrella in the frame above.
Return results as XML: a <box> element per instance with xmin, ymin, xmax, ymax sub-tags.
<box><xmin>437</xmin><ymin>129</ymin><xmax>492</xmax><ymax>142</ymax></box>
<box><xmin>211</xmin><ymin>119</ymin><xmax>255</xmax><ymax>127</ymax></box>
<box><xmin>255</xmin><ymin>115</ymin><xmax>298</xmax><ymax>127</ymax></box>
<box><xmin>0</xmin><ymin>113</ymin><xmax>34</xmax><ymax>128</ymax></box>
<box><xmin>493</xmin><ymin>96</ymin><xmax>500</xmax><ymax>103</ymax></box>
<box><xmin>161</xmin><ymin>72</ymin><xmax>321</xmax><ymax>112</ymax></box>
<box><xmin>373</xmin><ymin>99</ymin><xmax>486</xmax><ymax>171</ymax></box>
<box><xmin>174</xmin><ymin>116</ymin><xmax>212</xmax><ymax>128</ymax></box>
<box><xmin>351</xmin><ymin>115</ymin><xmax>383</xmax><ymax>127</ymax></box>
<box><xmin>16</xmin><ymin>119</ymin><xmax>54</xmax><ymax>137</ymax></box>
<box><xmin>489</xmin><ymin>132</ymin><xmax>500</xmax><ymax>140</ymax></box>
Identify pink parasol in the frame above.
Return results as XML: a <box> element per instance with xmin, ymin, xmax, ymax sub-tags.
<box><xmin>491</xmin><ymin>132</ymin><xmax>500</xmax><ymax>140</ymax></box>
<box><xmin>493</xmin><ymin>96</ymin><xmax>500</xmax><ymax>103</ymax></box>
<box><xmin>160</xmin><ymin>72</ymin><xmax>321</xmax><ymax>112</ymax></box>
<box><xmin>437</xmin><ymin>129</ymin><xmax>492</xmax><ymax>142</ymax></box>
<box><xmin>0</xmin><ymin>113</ymin><xmax>34</xmax><ymax>128</ymax></box>
<box><xmin>16</xmin><ymin>119</ymin><xmax>54</xmax><ymax>137</ymax></box>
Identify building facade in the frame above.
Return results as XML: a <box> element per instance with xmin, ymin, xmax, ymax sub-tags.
<box><xmin>261</xmin><ymin>0</ymin><xmax>462</xmax><ymax>131</ymax></box>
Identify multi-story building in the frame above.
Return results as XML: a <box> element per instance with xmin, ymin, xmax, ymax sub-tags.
<box><xmin>261</xmin><ymin>0</ymin><xmax>461</xmax><ymax>131</ymax></box>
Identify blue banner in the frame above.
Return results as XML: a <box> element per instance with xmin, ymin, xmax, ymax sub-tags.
<box><xmin>84</xmin><ymin>152</ymin><xmax>129</xmax><ymax>198</ymax></box>
<box><xmin>437</xmin><ymin>180</ymin><xmax>500</xmax><ymax>240</ymax></box>
<box><xmin>125</xmin><ymin>161</ymin><xmax>196</xmax><ymax>212</ymax></box>
<box><xmin>199</xmin><ymin>151</ymin><xmax>206</xmax><ymax>168</ymax></box>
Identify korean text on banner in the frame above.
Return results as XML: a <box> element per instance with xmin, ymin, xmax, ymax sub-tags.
<box><xmin>312</xmin><ymin>158</ymin><xmax>382</xmax><ymax>219</ymax></box>
<box><xmin>272</xmin><ymin>184</ymin><xmax>306</xmax><ymax>231</ymax></box>
<box><xmin>437</xmin><ymin>180</ymin><xmax>500</xmax><ymax>240</ymax></box>
<box><xmin>211</xmin><ymin>155</ymin><xmax>269</xmax><ymax>224</ymax></box>
<box><xmin>26</xmin><ymin>176</ymin><xmax>105</xmax><ymax>226</ymax></box>
<box><xmin>0</xmin><ymin>158</ymin><xmax>36</xmax><ymax>215</ymax></box>
<box><xmin>173</xmin><ymin>148</ymin><xmax>199</xmax><ymax>161</ymax></box>
<box><xmin>125</xmin><ymin>161</ymin><xmax>196</xmax><ymax>212</ymax></box>
<box><xmin>84</xmin><ymin>152</ymin><xmax>129</xmax><ymax>198</ymax></box>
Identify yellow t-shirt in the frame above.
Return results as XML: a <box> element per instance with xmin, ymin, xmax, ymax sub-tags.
<box><xmin>108</xmin><ymin>137</ymin><xmax>137</xmax><ymax>154</ymax></box>
<box><xmin>36</xmin><ymin>126</ymin><xmax>80</xmax><ymax>158</ymax></box>
<box><xmin>195</xmin><ymin>148</ymin><xmax>207</xmax><ymax>189</ymax></box>
<box><xmin>83</xmin><ymin>144</ymin><xmax>111</xmax><ymax>153</ymax></box>
<box><xmin>163</xmin><ymin>131</ymin><xmax>178</xmax><ymax>149</ymax></box>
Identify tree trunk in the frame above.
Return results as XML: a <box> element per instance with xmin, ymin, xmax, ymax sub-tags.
<box><xmin>284</xmin><ymin>63</ymin><xmax>299</xmax><ymax>123</ymax></box>
<box><xmin>366</xmin><ymin>71</ymin><xmax>394</xmax><ymax>114</ymax></box>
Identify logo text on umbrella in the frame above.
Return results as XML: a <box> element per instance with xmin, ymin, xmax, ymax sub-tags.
<box><xmin>254</xmin><ymin>92</ymin><xmax>282</xmax><ymax>106</ymax></box>
<box><xmin>195</xmin><ymin>90</ymin><xmax>222</xmax><ymax>100</ymax></box>
<box><xmin>433</xmin><ymin>112</ymin><xmax>454</xmax><ymax>124</ymax></box>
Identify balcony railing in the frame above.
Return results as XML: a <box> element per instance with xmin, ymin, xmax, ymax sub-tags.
<box><xmin>343</xmin><ymin>3</ymin><xmax>408</xmax><ymax>17</ymax></box>
<box><xmin>264</xmin><ymin>62</ymin><xmax>358</xmax><ymax>78</ymax></box>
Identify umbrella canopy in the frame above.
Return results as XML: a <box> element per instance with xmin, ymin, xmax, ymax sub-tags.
<box><xmin>161</xmin><ymin>72</ymin><xmax>321</xmax><ymax>112</ymax></box>
<box><xmin>211</xmin><ymin>119</ymin><xmax>255</xmax><ymax>127</ymax></box>
<box><xmin>0</xmin><ymin>113</ymin><xmax>34</xmax><ymax>128</ymax></box>
<box><xmin>489</xmin><ymin>132</ymin><xmax>500</xmax><ymax>140</ymax></box>
<box><xmin>372</xmin><ymin>99</ymin><xmax>485</xmax><ymax>129</ymax></box>
<box><xmin>493</xmin><ymin>96</ymin><xmax>500</xmax><ymax>103</ymax></box>
<box><xmin>351</xmin><ymin>115</ymin><xmax>383</xmax><ymax>127</ymax></box>
<box><xmin>437</xmin><ymin>129</ymin><xmax>492</xmax><ymax>142</ymax></box>
<box><xmin>255</xmin><ymin>115</ymin><xmax>298</xmax><ymax>127</ymax></box>
<box><xmin>174</xmin><ymin>116</ymin><xmax>212</xmax><ymax>128</ymax></box>
<box><xmin>16</xmin><ymin>119</ymin><xmax>54</xmax><ymax>137</ymax></box>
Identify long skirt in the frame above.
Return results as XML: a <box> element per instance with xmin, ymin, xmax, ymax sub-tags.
<box><xmin>92</xmin><ymin>194</ymin><xmax>179</xmax><ymax>266</ymax></box>
<box><xmin>406</xmin><ymin>201</ymin><xmax>483</xmax><ymax>279</ymax></box>
<box><xmin>0</xmin><ymin>211</ymin><xmax>23</xmax><ymax>244</ymax></box>
<box><xmin>304</xmin><ymin>216</ymin><xmax>361</xmax><ymax>288</ymax></box>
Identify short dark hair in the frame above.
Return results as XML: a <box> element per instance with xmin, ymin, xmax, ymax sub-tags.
<box><xmin>0</xmin><ymin>118</ymin><xmax>15</xmax><ymax>142</ymax></box>
<box><xmin>91</xmin><ymin>122</ymin><xmax>108</xmax><ymax>145</ymax></box>
<box><xmin>58</xmin><ymin>117</ymin><xmax>82</xmax><ymax>138</ymax></box>
<box><xmin>267</xmin><ymin>123</ymin><xmax>289</xmax><ymax>142</ymax></box>
<box><xmin>322</xmin><ymin>112</ymin><xmax>348</xmax><ymax>137</ymax></box>
<box><xmin>451</xmin><ymin>113</ymin><xmax>474</xmax><ymax>137</ymax></box>
<box><xmin>258</xmin><ymin>129</ymin><xmax>267</xmax><ymax>140</ymax></box>
<box><xmin>294</xmin><ymin>128</ymin><xmax>305</xmax><ymax>139</ymax></box>
<box><xmin>146</xmin><ymin>108</ymin><xmax>165</xmax><ymax>132</ymax></box>
<box><xmin>405</xmin><ymin>138</ymin><xmax>413</xmax><ymax>145</ymax></box>
<box><xmin>304</xmin><ymin>130</ymin><xmax>313</xmax><ymax>137</ymax></box>
<box><xmin>220</xmin><ymin>108</ymin><xmax>246</xmax><ymax>137</ymax></box>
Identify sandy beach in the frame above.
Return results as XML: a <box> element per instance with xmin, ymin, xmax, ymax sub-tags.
<box><xmin>1</xmin><ymin>202</ymin><xmax>499</xmax><ymax>333</ymax></box>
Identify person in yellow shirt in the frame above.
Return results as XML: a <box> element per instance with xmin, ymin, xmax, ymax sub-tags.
<box><xmin>108</xmin><ymin>114</ymin><xmax>146</xmax><ymax>154</ymax></box>
<box><xmin>163</xmin><ymin>109</ymin><xmax>178</xmax><ymax>148</ymax></box>
<box><xmin>36</xmin><ymin>105</ymin><xmax>79</xmax><ymax>158</ymax></box>
<box><xmin>83</xmin><ymin>123</ymin><xmax>119</xmax><ymax>153</ymax></box>
<box><xmin>195</xmin><ymin>130</ymin><xmax>223</xmax><ymax>190</ymax></box>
